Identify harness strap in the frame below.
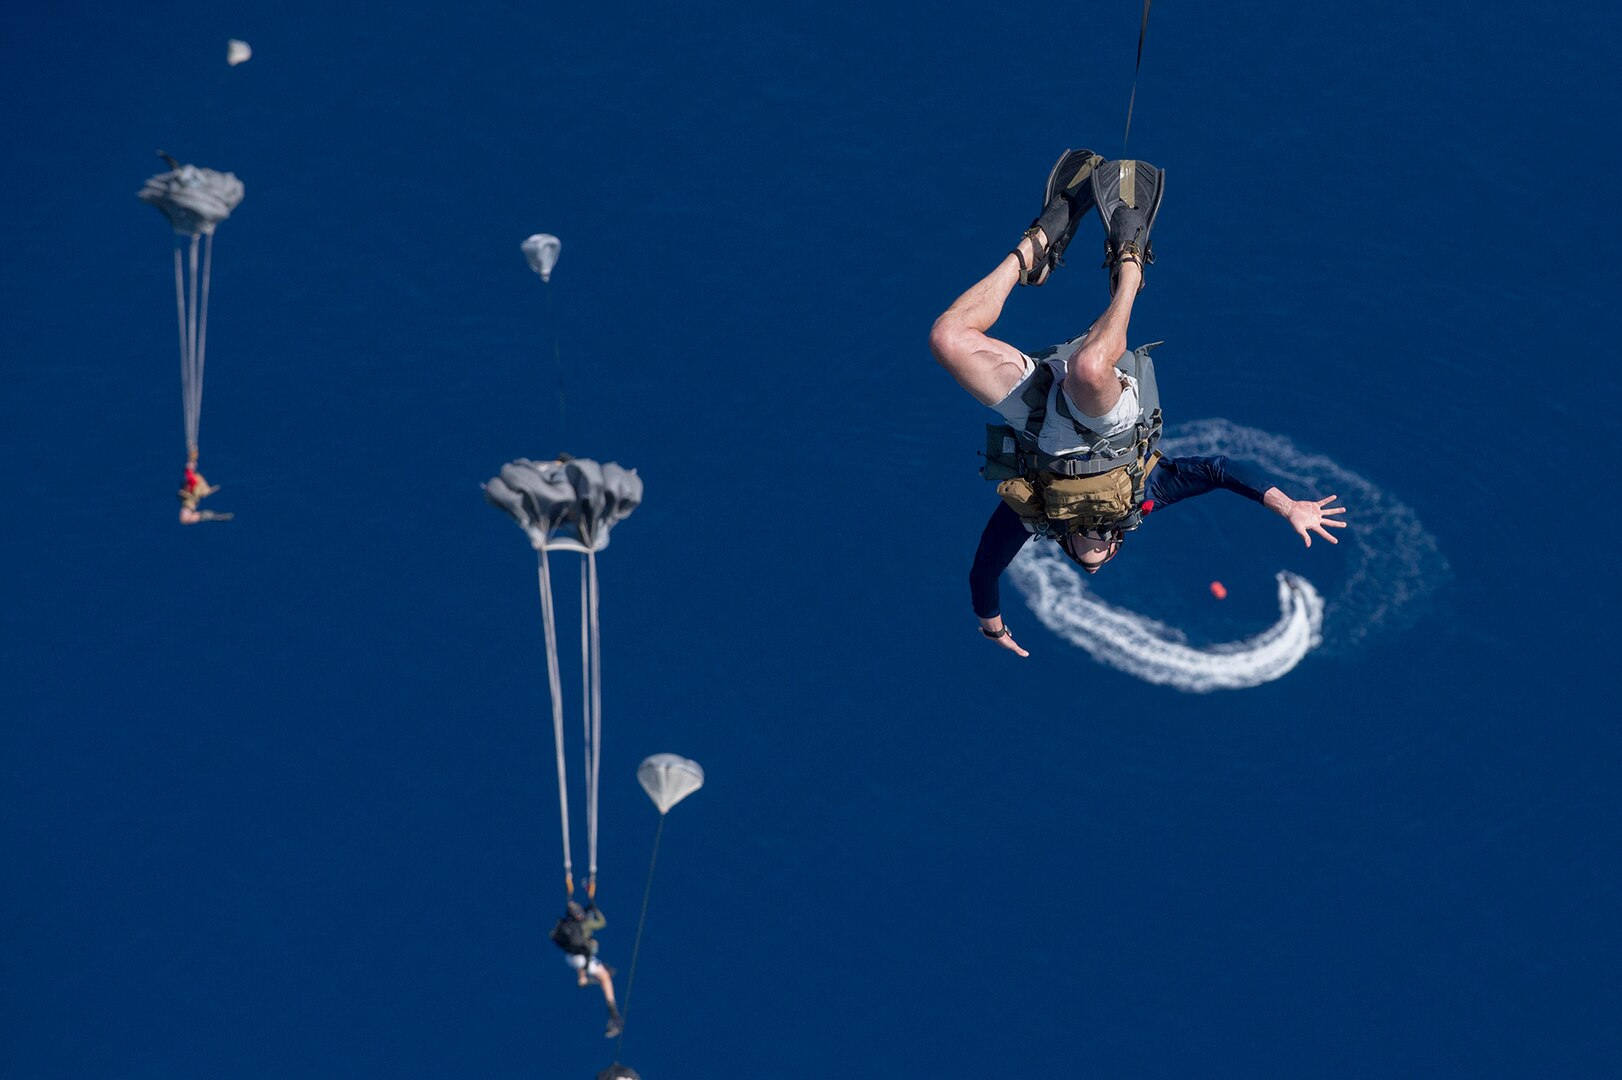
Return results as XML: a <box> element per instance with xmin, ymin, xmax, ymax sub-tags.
<box><xmin>1051</xmin><ymin>384</ymin><xmax>1113</xmax><ymax>451</ymax></box>
<box><xmin>988</xmin><ymin>343</ymin><xmax>1166</xmax><ymax>533</ymax></box>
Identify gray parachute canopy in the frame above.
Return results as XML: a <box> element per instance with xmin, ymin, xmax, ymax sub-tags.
<box><xmin>637</xmin><ymin>754</ymin><xmax>704</xmax><ymax>815</ymax></box>
<box><xmin>522</xmin><ymin>233</ymin><xmax>561</xmax><ymax>282</ymax></box>
<box><xmin>138</xmin><ymin>159</ymin><xmax>244</xmax><ymax>236</ymax></box>
<box><xmin>485</xmin><ymin>457</ymin><xmax>642</xmax><ymax>552</ymax></box>
<box><xmin>596</xmin><ymin>1067</ymin><xmax>641</xmax><ymax>1080</ymax></box>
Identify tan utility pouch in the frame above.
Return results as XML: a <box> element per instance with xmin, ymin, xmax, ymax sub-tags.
<box><xmin>996</xmin><ymin>477</ymin><xmax>1045</xmax><ymax>521</ymax></box>
<box><xmin>1042</xmin><ymin>467</ymin><xmax>1136</xmax><ymax>526</ymax></box>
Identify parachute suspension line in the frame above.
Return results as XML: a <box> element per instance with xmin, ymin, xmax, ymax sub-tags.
<box><xmin>579</xmin><ymin>551</ymin><xmax>604</xmax><ymax>899</ymax></box>
<box><xmin>169</xmin><ymin>231</ymin><xmax>215</xmax><ymax>457</ymax></box>
<box><xmin>614</xmin><ymin>812</ymin><xmax>665</xmax><ymax>1059</ymax></box>
<box><xmin>537</xmin><ymin>546</ymin><xmax>574</xmax><ymax>897</ymax></box>
<box><xmin>546</xmin><ymin>285</ymin><xmax>567</xmax><ymax>444</ymax></box>
<box><xmin>1121</xmin><ymin>0</ymin><xmax>1153</xmax><ymax>151</ymax></box>
<box><xmin>193</xmin><ymin>230</ymin><xmax>215</xmax><ymax>456</ymax></box>
<box><xmin>171</xmin><ymin>245</ymin><xmax>191</xmax><ymax>454</ymax></box>
<box><xmin>579</xmin><ymin>556</ymin><xmax>593</xmax><ymax>897</ymax></box>
<box><xmin>589</xmin><ymin>549</ymin><xmax>603</xmax><ymax>895</ymax></box>
<box><xmin>185</xmin><ymin>236</ymin><xmax>200</xmax><ymax>454</ymax></box>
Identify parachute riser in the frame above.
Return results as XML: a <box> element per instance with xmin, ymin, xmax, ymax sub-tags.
<box><xmin>537</xmin><ymin>548</ymin><xmax>574</xmax><ymax>897</ymax></box>
<box><xmin>193</xmin><ymin>231</ymin><xmax>214</xmax><ymax>455</ymax></box>
<box><xmin>537</xmin><ymin>542</ymin><xmax>607</xmax><ymax>907</ymax></box>
<box><xmin>1121</xmin><ymin>0</ymin><xmax>1153</xmax><ymax>152</ymax></box>
<box><xmin>587</xmin><ymin>550</ymin><xmax>603</xmax><ymax>892</ymax></box>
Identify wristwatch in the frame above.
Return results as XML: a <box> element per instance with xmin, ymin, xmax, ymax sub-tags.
<box><xmin>980</xmin><ymin>623</ymin><xmax>1010</xmax><ymax>639</ymax></box>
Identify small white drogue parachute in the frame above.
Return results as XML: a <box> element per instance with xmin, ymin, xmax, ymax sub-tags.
<box><xmin>614</xmin><ymin>754</ymin><xmax>703</xmax><ymax>1043</ymax></box>
<box><xmin>522</xmin><ymin>233</ymin><xmax>561</xmax><ymax>282</ymax></box>
<box><xmin>637</xmin><ymin>754</ymin><xmax>704</xmax><ymax>815</ymax></box>
<box><xmin>227</xmin><ymin>39</ymin><xmax>251</xmax><ymax>66</ymax></box>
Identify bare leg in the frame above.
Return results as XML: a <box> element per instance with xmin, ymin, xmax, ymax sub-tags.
<box><xmin>928</xmin><ymin>229</ymin><xmax>1051</xmax><ymax>406</ymax></box>
<box><xmin>593</xmin><ymin>966</ymin><xmax>618</xmax><ymax>1012</ymax></box>
<box><xmin>1060</xmin><ymin>260</ymin><xmax>1145</xmax><ymax>417</ymax></box>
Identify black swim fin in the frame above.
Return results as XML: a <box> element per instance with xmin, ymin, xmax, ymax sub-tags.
<box><xmin>1092</xmin><ymin>159</ymin><xmax>1165</xmax><ymax>284</ymax></box>
<box><xmin>1015</xmin><ymin>148</ymin><xmax>1105</xmax><ymax>286</ymax></box>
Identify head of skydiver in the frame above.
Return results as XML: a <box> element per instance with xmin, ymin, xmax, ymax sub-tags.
<box><xmin>566</xmin><ymin>900</ymin><xmax>586</xmax><ymax>920</ymax></box>
<box><xmin>1060</xmin><ymin>524</ymin><xmax>1124</xmax><ymax>574</ymax></box>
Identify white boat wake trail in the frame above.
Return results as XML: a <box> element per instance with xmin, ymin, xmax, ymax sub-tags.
<box><xmin>1007</xmin><ymin>419</ymin><xmax>1447</xmax><ymax>692</ymax></box>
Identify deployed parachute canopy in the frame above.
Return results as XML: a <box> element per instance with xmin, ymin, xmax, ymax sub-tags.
<box><xmin>138</xmin><ymin>153</ymin><xmax>244</xmax><ymax>466</ymax></box>
<box><xmin>227</xmin><ymin>39</ymin><xmax>252</xmax><ymax>66</ymax></box>
<box><xmin>486</xmin><ymin>457</ymin><xmax>642</xmax><ymax>554</ymax></box>
<box><xmin>139</xmin><ymin>158</ymin><xmax>244</xmax><ymax>237</ymax></box>
<box><xmin>523</xmin><ymin>233</ymin><xmax>561</xmax><ymax>282</ymax></box>
<box><xmin>485</xmin><ymin>456</ymin><xmax>642</xmax><ymax>901</ymax></box>
<box><xmin>597</xmin><ymin>1067</ymin><xmax>641</xmax><ymax>1080</ymax></box>
<box><xmin>637</xmin><ymin>755</ymin><xmax>704</xmax><ymax>815</ymax></box>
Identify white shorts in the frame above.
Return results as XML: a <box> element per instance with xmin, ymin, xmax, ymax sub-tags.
<box><xmin>994</xmin><ymin>352</ymin><xmax>1141</xmax><ymax>457</ymax></box>
<box><xmin>566</xmin><ymin>953</ymin><xmax>605</xmax><ymax>976</ymax></box>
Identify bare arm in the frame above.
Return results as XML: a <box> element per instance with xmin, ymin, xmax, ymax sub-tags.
<box><xmin>1262</xmin><ymin>489</ymin><xmax>1348</xmax><ymax>547</ymax></box>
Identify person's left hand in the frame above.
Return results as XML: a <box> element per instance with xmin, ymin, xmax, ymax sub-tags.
<box><xmin>1285</xmin><ymin>494</ymin><xmax>1348</xmax><ymax>547</ymax></box>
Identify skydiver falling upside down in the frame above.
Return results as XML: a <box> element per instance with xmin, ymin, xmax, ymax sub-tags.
<box><xmin>177</xmin><ymin>454</ymin><xmax>231</xmax><ymax>524</ymax></box>
<box><xmin>927</xmin><ymin>150</ymin><xmax>1347</xmax><ymax>658</ymax></box>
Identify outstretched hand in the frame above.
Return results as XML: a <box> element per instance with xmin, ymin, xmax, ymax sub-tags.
<box><xmin>978</xmin><ymin>618</ymin><xmax>1030</xmax><ymax>658</ymax></box>
<box><xmin>1285</xmin><ymin>494</ymin><xmax>1348</xmax><ymax>547</ymax></box>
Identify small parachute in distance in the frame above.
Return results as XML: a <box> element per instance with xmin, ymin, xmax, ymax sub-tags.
<box><xmin>637</xmin><ymin>754</ymin><xmax>703</xmax><ymax>815</ymax></box>
<box><xmin>597</xmin><ymin>1067</ymin><xmax>641</xmax><ymax>1080</ymax></box>
<box><xmin>522</xmin><ymin>233</ymin><xmax>561</xmax><ymax>282</ymax></box>
<box><xmin>1210</xmin><ymin>581</ymin><xmax>1228</xmax><ymax>600</ymax></box>
<box><xmin>227</xmin><ymin>39</ymin><xmax>252</xmax><ymax>65</ymax></box>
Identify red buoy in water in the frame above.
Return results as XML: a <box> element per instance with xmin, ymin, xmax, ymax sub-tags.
<box><xmin>1209</xmin><ymin>581</ymin><xmax>1228</xmax><ymax>600</ymax></box>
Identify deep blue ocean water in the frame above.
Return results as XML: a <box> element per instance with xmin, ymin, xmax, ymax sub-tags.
<box><xmin>4</xmin><ymin>1</ymin><xmax>1620</xmax><ymax>1076</ymax></box>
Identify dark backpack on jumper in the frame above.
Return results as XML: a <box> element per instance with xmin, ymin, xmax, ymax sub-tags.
<box><xmin>549</xmin><ymin>917</ymin><xmax>592</xmax><ymax>955</ymax></box>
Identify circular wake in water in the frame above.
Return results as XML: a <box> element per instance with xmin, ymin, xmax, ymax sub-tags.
<box><xmin>1007</xmin><ymin>419</ymin><xmax>1448</xmax><ymax>691</ymax></box>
